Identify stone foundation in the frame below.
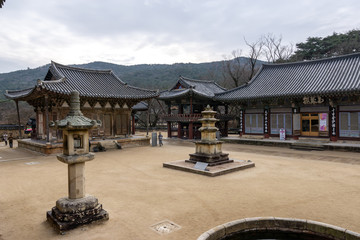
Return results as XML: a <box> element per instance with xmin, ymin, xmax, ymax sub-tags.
<box><xmin>47</xmin><ymin>196</ymin><xmax>109</xmax><ymax>233</ymax></box>
<box><xmin>187</xmin><ymin>152</ymin><xmax>233</xmax><ymax>166</ymax></box>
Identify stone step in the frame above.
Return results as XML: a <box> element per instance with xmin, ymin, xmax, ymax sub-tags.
<box><xmin>290</xmin><ymin>142</ymin><xmax>325</xmax><ymax>151</ymax></box>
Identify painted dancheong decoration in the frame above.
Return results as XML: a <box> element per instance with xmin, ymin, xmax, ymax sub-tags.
<box><xmin>47</xmin><ymin>90</ymin><xmax>109</xmax><ymax>233</ymax></box>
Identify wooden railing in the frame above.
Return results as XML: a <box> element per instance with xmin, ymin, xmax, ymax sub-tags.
<box><xmin>161</xmin><ymin>113</ymin><xmax>235</xmax><ymax>122</ymax></box>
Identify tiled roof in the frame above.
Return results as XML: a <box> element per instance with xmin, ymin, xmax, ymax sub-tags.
<box><xmin>132</xmin><ymin>101</ymin><xmax>148</xmax><ymax>111</ymax></box>
<box><xmin>215</xmin><ymin>53</ymin><xmax>360</xmax><ymax>102</ymax></box>
<box><xmin>5</xmin><ymin>61</ymin><xmax>159</xmax><ymax>100</ymax></box>
<box><xmin>158</xmin><ymin>76</ymin><xmax>226</xmax><ymax>100</ymax></box>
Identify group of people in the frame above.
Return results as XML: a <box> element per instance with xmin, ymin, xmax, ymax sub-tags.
<box><xmin>2</xmin><ymin>133</ymin><xmax>14</xmax><ymax>148</ymax></box>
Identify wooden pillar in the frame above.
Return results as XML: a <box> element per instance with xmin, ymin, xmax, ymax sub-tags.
<box><xmin>15</xmin><ymin>100</ymin><xmax>22</xmax><ymax>139</ymax></box>
<box><xmin>45</xmin><ymin>95</ymin><xmax>50</xmax><ymax>142</ymax></box>
<box><xmin>189</xmin><ymin>122</ymin><xmax>194</xmax><ymax>139</ymax></box>
<box><xmin>190</xmin><ymin>96</ymin><xmax>193</xmax><ymax>114</ymax></box>
<box><xmin>224</xmin><ymin>104</ymin><xmax>229</xmax><ymax>137</ymax></box>
<box><xmin>131</xmin><ymin>114</ymin><xmax>135</xmax><ymax>135</ymax></box>
<box><xmin>167</xmin><ymin>122</ymin><xmax>171</xmax><ymax>138</ymax></box>
<box><xmin>177</xmin><ymin>123</ymin><xmax>182</xmax><ymax>139</ymax></box>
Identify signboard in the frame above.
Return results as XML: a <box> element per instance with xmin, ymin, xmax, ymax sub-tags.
<box><xmin>279</xmin><ymin>128</ymin><xmax>286</xmax><ymax>140</ymax></box>
<box><xmin>264</xmin><ymin>109</ymin><xmax>269</xmax><ymax>134</ymax></box>
<box><xmin>330</xmin><ymin>107</ymin><xmax>336</xmax><ymax>136</ymax></box>
<box><xmin>319</xmin><ymin>113</ymin><xmax>328</xmax><ymax>131</ymax></box>
<box><xmin>194</xmin><ymin>162</ymin><xmax>209</xmax><ymax>171</ymax></box>
<box><xmin>239</xmin><ymin>110</ymin><xmax>243</xmax><ymax>133</ymax></box>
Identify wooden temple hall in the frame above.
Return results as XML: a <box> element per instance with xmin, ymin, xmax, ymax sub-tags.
<box><xmin>5</xmin><ymin>61</ymin><xmax>158</xmax><ymax>152</ymax></box>
<box><xmin>158</xmin><ymin>76</ymin><xmax>234</xmax><ymax>139</ymax></box>
<box><xmin>215</xmin><ymin>53</ymin><xmax>360</xmax><ymax>141</ymax></box>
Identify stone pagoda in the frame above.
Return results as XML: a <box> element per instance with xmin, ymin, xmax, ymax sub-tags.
<box><xmin>186</xmin><ymin>105</ymin><xmax>233</xmax><ymax>166</ymax></box>
<box><xmin>163</xmin><ymin>105</ymin><xmax>255</xmax><ymax>177</ymax></box>
<box><xmin>47</xmin><ymin>91</ymin><xmax>109</xmax><ymax>233</ymax></box>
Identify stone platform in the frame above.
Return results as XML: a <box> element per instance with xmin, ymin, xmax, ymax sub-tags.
<box><xmin>163</xmin><ymin>159</ymin><xmax>255</xmax><ymax>177</ymax></box>
<box><xmin>17</xmin><ymin>135</ymin><xmax>150</xmax><ymax>155</ymax></box>
<box><xmin>47</xmin><ymin>196</ymin><xmax>109</xmax><ymax>234</ymax></box>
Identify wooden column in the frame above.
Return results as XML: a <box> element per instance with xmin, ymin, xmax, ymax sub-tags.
<box><xmin>131</xmin><ymin>114</ymin><xmax>135</xmax><ymax>135</ymax></box>
<box><xmin>177</xmin><ymin>123</ymin><xmax>182</xmax><ymax>139</ymax></box>
<box><xmin>15</xmin><ymin>100</ymin><xmax>22</xmax><ymax>139</ymax></box>
<box><xmin>45</xmin><ymin>95</ymin><xmax>50</xmax><ymax>142</ymax></box>
<box><xmin>189</xmin><ymin>122</ymin><xmax>194</xmax><ymax>139</ymax></box>
<box><xmin>167</xmin><ymin>122</ymin><xmax>171</xmax><ymax>138</ymax></box>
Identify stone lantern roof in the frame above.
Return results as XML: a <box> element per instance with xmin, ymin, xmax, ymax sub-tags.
<box><xmin>50</xmin><ymin>91</ymin><xmax>100</xmax><ymax>130</ymax></box>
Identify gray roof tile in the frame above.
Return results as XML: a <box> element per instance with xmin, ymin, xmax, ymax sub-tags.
<box><xmin>215</xmin><ymin>53</ymin><xmax>360</xmax><ymax>101</ymax></box>
<box><xmin>5</xmin><ymin>61</ymin><xmax>159</xmax><ymax>100</ymax></box>
<box><xmin>158</xmin><ymin>76</ymin><xmax>226</xmax><ymax>100</ymax></box>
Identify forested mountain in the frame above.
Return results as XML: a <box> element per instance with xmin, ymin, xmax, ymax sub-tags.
<box><xmin>0</xmin><ymin>58</ymin><xmax>256</xmax><ymax>101</ymax></box>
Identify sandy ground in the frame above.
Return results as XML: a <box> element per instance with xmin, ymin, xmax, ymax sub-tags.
<box><xmin>0</xmin><ymin>139</ymin><xmax>359</xmax><ymax>240</ymax></box>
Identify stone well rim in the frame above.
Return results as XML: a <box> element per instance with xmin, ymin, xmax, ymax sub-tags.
<box><xmin>197</xmin><ymin>216</ymin><xmax>360</xmax><ymax>240</ymax></box>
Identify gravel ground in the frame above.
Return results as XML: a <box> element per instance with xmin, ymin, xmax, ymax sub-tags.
<box><xmin>0</xmin><ymin>139</ymin><xmax>359</xmax><ymax>240</ymax></box>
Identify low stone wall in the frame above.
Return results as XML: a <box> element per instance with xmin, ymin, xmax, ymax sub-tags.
<box><xmin>91</xmin><ymin>137</ymin><xmax>150</xmax><ymax>150</ymax></box>
<box><xmin>18</xmin><ymin>139</ymin><xmax>63</xmax><ymax>155</ymax></box>
<box><xmin>18</xmin><ymin>137</ymin><xmax>150</xmax><ymax>155</ymax></box>
<box><xmin>197</xmin><ymin>217</ymin><xmax>360</xmax><ymax>240</ymax></box>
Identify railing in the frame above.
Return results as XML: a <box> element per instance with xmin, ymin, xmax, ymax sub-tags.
<box><xmin>161</xmin><ymin>113</ymin><xmax>235</xmax><ymax>122</ymax></box>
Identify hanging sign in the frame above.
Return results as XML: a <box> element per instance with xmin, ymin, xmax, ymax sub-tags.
<box><xmin>330</xmin><ymin>107</ymin><xmax>336</xmax><ymax>136</ymax></box>
<box><xmin>303</xmin><ymin>96</ymin><xmax>324</xmax><ymax>105</ymax></box>
<box><xmin>264</xmin><ymin>109</ymin><xmax>268</xmax><ymax>134</ymax></box>
<box><xmin>239</xmin><ymin>110</ymin><xmax>243</xmax><ymax>133</ymax></box>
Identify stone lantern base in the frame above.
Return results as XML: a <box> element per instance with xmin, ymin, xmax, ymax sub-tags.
<box><xmin>47</xmin><ymin>195</ymin><xmax>109</xmax><ymax>233</ymax></box>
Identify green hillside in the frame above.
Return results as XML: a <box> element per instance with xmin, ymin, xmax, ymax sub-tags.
<box><xmin>0</xmin><ymin>57</ymin><xmax>257</xmax><ymax>100</ymax></box>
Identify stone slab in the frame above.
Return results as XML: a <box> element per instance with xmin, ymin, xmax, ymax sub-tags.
<box><xmin>47</xmin><ymin>208</ymin><xmax>109</xmax><ymax>234</ymax></box>
<box><xmin>163</xmin><ymin>159</ymin><xmax>255</xmax><ymax>177</ymax></box>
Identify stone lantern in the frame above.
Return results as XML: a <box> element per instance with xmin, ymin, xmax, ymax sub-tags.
<box><xmin>47</xmin><ymin>91</ymin><xmax>108</xmax><ymax>233</ymax></box>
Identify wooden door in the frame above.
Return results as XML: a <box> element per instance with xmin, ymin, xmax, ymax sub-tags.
<box><xmin>301</xmin><ymin>113</ymin><xmax>319</xmax><ymax>136</ymax></box>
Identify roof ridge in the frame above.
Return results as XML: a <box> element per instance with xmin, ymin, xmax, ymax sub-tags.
<box><xmin>51</xmin><ymin>61</ymin><xmax>113</xmax><ymax>74</ymax></box>
<box><xmin>180</xmin><ymin>76</ymin><xmax>215</xmax><ymax>84</ymax></box>
<box><xmin>262</xmin><ymin>52</ymin><xmax>360</xmax><ymax>68</ymax></box>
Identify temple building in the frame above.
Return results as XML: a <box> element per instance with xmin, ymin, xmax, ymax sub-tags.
<box><xmin>158</xmin><ymin>76</ymin><xmax>234</xmax><ymax>139</ymax></box>
<box><xmin>214</xmin><ymin>53</ymin><xmax>360</xmax><ymax>141</ymax></box>
<box><xmin>5</xmin><ymin>61</ymin><xmax>159</xmax><ymax>143</ymax></box>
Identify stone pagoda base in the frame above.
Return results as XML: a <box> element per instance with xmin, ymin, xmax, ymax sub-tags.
<box><xmin>47</xmin><ymin>195</ymin><xmax>109</xmax><ymax>233</ymax></box>
<box><xmin>187</xmin><ymin>152</ymin><xmax>233</xmax><ymax>166</ymax></box>
<box><xmin>163</xmin><ymin>159</ymin><xmax>255</xmax><ymax>177</ymax></box>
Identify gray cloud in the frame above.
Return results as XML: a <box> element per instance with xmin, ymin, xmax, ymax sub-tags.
<box><xmin>1</xmin><ymin>0</ymin><xmax>360</xmax><ymax>73</ymax></box>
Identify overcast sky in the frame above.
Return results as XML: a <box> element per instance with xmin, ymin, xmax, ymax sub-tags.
<box><xmin>0</xmin><ymin>0</ymin><xmax>359</xmax><ymax>73</ymax></box>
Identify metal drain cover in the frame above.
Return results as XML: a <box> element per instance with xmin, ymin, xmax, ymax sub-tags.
<box><xmin>150</xmin><ymin>220</ymin><xmax>181</xmax><ymax>235</ymax></box>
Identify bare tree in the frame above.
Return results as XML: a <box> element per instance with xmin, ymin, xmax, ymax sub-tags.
<box><xmin>222</xmin><ymin>49</ymin><xmax>248</xmax><ymax>88</ymax></box>
<box><xmin>222</xmin><ymin>38</ymin><xmax>264</xmax><ymax>88</ymax></box>
<box><xmin>262</xmin><ymin>33</ymin><xmax>294</xmax><ymax>63</ymax></box>
<box><xmin>244</xmin><ymin>38</ymin><xmax>264</xmax><ymax>80</ymax></box>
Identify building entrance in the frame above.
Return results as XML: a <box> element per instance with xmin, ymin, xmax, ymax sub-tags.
<box><xmin>301</xmin><ymin>113</ymin><xmax>319</xmax><ymax>136</ymax></box>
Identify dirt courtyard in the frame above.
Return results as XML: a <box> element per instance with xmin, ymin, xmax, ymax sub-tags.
<box><xmin>0</xmin><ymin>139</ymin><xmax>359</xmax><ymax>240</ymax></box>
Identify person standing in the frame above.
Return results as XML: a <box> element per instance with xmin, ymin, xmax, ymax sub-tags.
<box><xmin>8</xmin><ymin>133</ymin><xmax>13</xmax><ymax>148</ymax></box>
<box><xmin>158</xmin><ymin>132</ymin><xmax>163</xmax><ymax>147</ymax></box>
<box><xmin>3</xmin><ymin>132</ymin><xmax>8</xmax><ymax>146</ymax></box>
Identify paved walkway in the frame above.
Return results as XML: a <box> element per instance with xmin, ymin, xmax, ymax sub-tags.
<box><xmin>0</xmin><ymin>140</ymin><xmax>359</xmax><ymax>239</ymax></box>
